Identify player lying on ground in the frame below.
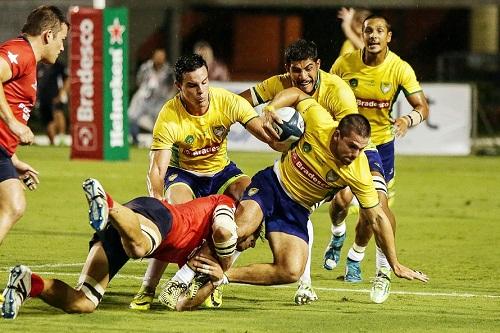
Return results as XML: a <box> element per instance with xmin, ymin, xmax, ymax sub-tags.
<box><xmin>0</xmin><ymin>178</ymin><xmax>257</xmax><ymax>319</ymax></box>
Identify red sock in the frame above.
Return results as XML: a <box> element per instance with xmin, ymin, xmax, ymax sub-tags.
<box><xmin>106</xmin><ymin>192</ymin><xmax>114</xmax><ymax>209</ymax></box>
<box><xmin>30</xmin><ymin>273</ymin><xmax>44</xmax><ymax>297</ymax></box>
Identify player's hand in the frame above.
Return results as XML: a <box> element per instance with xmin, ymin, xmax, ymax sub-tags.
<box><xmin>13</xmin><ymin>160</ymin><xmax>39</xmax><ymax>191</ymax></box>
<box><xmin>393</xmin><ymin>264</ymin><xmax>429</xmax><ymax>282</ymax></box>
<box><xmin>261</xmin><ymin>106</ymin><xmax>281</xmax><ymax>140</ymax></box>
<box><xmin>192</xmin><ymin>254</ymin><xmax>224</xmax><ymax>282</ymax></box>
<box><xmin>337</xmin><ymin>7</ymin><xmax>355</xmax><ymax>24</ymax></box>
<box><xmin>391</xmin><ymin>117</ymin><xmax>410</xmax><ymax>138</ymax></box>
<box><xmin>10</xmin><ymin>121</ymin><xmax>34</xmax><ymax>145</ymax></box>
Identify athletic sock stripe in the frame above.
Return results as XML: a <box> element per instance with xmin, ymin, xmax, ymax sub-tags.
<box><xmin>82</xmin><ymin>282</ymin><xmax>103</xmax><ymax>302</ymax></box>
<box><xmin>142</xmin><ymin>230</ymin><xmax>157</xmax><ymax>257</ymax></box>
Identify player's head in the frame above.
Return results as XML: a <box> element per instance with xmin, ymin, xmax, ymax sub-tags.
<box><xmin>331</xmin><ymin>114</ymin><xmax>371</xmax><ymax>166</ymax></box>
<box><xmin>284</xmin><ymin>39</ymin><xmax>320</xmax><ymax>95</ymax></box>
<box><xmin>236</xmin><ymin>222</ymin><xmax>264</xmax><ymax>252</ymax></box>
<box><xmin>22</xmin><ymin>5</ymin><xmax>69</xmax><ymax>64</ymax></box>
<box><xmin>152</xmin><ymin>48</ymin><xmax>167</xmax><ymax>69</ymax></box>
<box><xmin>362</xmin><ymin>14</ymin><xmax>392</xmax><ymax>55</ymax></box>
<box><xmin>174</xmin><ymin>54</ymin><xmax>209</xmax><ymax>110</ymax></box>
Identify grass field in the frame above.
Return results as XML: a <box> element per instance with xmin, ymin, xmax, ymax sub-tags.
<box><xmin>0</xmin><ymin>146</ymin><xmax>499</xmax><ymax>332</ymax></box>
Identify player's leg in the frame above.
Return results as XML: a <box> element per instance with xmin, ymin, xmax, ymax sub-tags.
<box><xmin>131</xmin><ymin>173</ymin><xmax>195</xmax><ymax>310</ymax></box>
<box><xmin>225</xmin><ymin>231</ymin><xmax>308</xmax><ymax>285</ymax></box>
<box><xmin>0</xmin><ymin>154</ymin><xmax>27</xmax><ymax>246</ymax></box>
<box><xmin>2</xmin><ymin>242</ymin><xmax>111</xmax><ymax>319</ymax></box>
<box><xmin>295</xmin><ymin>219</ymin><xmax>318</xmax><ymax>305</ymax></box>
<box><xmin>323</xmin><ymin>187</ymin><xmax>353</xmax><ymax>270</ymax></box>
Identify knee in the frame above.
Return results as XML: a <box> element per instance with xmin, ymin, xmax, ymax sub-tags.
<box><xmin>124</xmin><ymin>243</ymin><xmax>148</xmax><ymax>259</ymax></box>
<box><xmin>63</xmin><ymin>294</ymin><xmax>97</xmax><ymax>314</ymax></box>
<box><xmin>2</xmin><ymin>200</ymin><xmax>26</xmax><ymax>223</ymax></box>
<box><xmin>275</xmin><ymin>263</ymin><xmax>303</xmax><ymax>284</ymax></box>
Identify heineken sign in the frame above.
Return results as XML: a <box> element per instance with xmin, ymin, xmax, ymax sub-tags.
<box><xmin>70</xmin><ymin>7</ymin><xmax>129</xmax><ymax>160</ymax></box>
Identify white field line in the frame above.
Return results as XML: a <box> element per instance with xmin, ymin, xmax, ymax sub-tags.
<box><xmin>1</xmin><ymin>262</ymin><xmax>499</xmax><ymax>299</ymax></box>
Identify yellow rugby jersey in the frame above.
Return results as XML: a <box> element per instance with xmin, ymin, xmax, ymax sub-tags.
<box><xmin>339</xmin><ymin>40</ymin><xmax>356</xmax><ymax>56</ymax></box>
<box><xmin>330</xmin><ymin>49</ymin><xmax>422</xmax><ymax>145</ymax></box>
<box><xmin>151</xmin><ymin>87</ymin><xmax>258</xmax><ymax>173</ymax></box>
<box><xmin>251</xmin><ymin>69</ymin><xmax>357</xmax><ymax>120</ymax></box>
<box><xmin>277</xmin><ymin>98</ymin><xmax>378</xmax><ymax>209</ymax></box>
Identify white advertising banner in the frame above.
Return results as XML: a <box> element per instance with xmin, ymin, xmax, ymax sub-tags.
<box><xmin>213</xmin><ymin>82</ymin><xmax>473</xmax><ymax>156</ymax></box>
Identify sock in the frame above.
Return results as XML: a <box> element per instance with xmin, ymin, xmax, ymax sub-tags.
<box><xmin>105</xmin><ymin>193</ymin><xmax>114</xmax><ymax>209</ymax></box>
<box><xmin>331</xmin><ymin>222</ymin><xmax>346</xmax><ymax>237</ymax></box>
<box><xmin>231</xmin><ymin>251</ymin><xmax>241</xmax><ymax>265</ymax></box>
<box><xmin>347</xmin><ymin>243</ymin><xmax>366</xmax><ymax>262</ymax></box>
<box><xmin>172</xmin><ymin>264</ymin><xmax>196</xmax><ymax>285</ymax></box>
<box><xmin>376</xmin><ymin>246</ymin><xmax>391</xmax><ymax>272</ymax></box>
<box><xmin>299</xmin><ymin>219</ymin><xmax>313</xmax><ymax>285</ymax></box>
<box><xmin>30</xmin><ymin>273</ymin><xmax>44</xmax><ymax>297</ymax></box>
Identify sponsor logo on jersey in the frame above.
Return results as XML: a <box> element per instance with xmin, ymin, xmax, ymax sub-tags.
<box><xmin>291</xmin><ymin>151</ymin><xmax>329</xmax><ymax>188</ymax></box>
<box><xmin>357</xmin><ymin>98</ymin><xmax>390</xmax><ymax>109</ymax></box>
<box><xmin>168</xmin><ymin>174</ymin><xmax>178</xmax><ymax>182</ymax></box>
<box><xmin>349</xmin><ymin>78</ymin><xmax>358</xmax><ymax>88</ymax></box>
<box><xmin>18</xmin><ymin>103</ymin><xmax>31</xmax><ymax>122</ymax></box>
<box><xmin>184</xmin><ymin>135</ymin><xmax>194</xmax><ymax>144</ymax></box>
<box><xmin>380</xmin><ymin>82</ymin><xmax>392</xmax><ymax>94</ymax></box>
<box><xmin>302</xmin><ymin>142</ymin><xmax>312</xmax><ymax>153</ymax></box>
<box><xmin>247</xmin><ymin>188</ymin><xmax>259</xmax><ymax>196</ymax></box>
<box><xmin>183</xmin><ymin>143</ymin><xmax>221</xmax><ymax>157</ymax></box>
<box><xmin>326</xmin><ymin>169</ymin><xmax>340</xmax><ymax>182</ymax></box>
<box><xmin>7</xmin><ymin>51</ymin><xmax>18</xmax><ymax>64</ymax></box>
<box><xmin>212</xmin><ymin>125</ymin><xmax>227</xmax><ymax>140</ymax></box>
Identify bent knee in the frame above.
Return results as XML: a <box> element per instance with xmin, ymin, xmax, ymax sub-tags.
<box><xmin>124</xmin><ymin>244</ymin><xmax>148</xmax><ymax>259</ymax></box>
<box><xmin>275</xmin><ymin>265</ymin><xmax>303</xmax><ymax>284</ymax></box>
<box><xmin>63</xmin><ymin>294</ymin><xmax>97</xmax><ymax>314</ymax></box>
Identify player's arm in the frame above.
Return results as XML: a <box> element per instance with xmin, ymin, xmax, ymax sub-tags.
<box><xmin>338</xmin><ymin>7</ymin><xmax>364</xmax><ymax>50</ymax></box>
<box><xmin>0</xmin><ymin>57</ymin><xmax>34</xmax><ymax>144</ymax></box>
<box><xmin>393</xmin><ymin>91</ymin><xmax>429</xmax><ymax>138</ymax></box>
<box><xmin>261</xmin><ymin>87</ymin><xmax>309</xmax><ymax>130</ymax></box>
<box><xmin>147</xmin><ymin>149</ymin><xmax>172</xmax><ymax>200</ymax></box>
<box><xmin>361</xmin><ymin>205</ymin><xmax>429</xmax><ymax>282</ymax></box>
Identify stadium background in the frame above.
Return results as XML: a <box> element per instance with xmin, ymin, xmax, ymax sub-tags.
<box><xmin>0</xmin><ymin>1</ymin><xmax>499</xmax><ymax>332</ymax></box>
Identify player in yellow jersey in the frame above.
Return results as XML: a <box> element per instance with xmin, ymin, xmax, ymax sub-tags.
<box><xmin>129</xmin><ymin>54</ymin><xmax>276</xmax><ymax>310</ymax></box>
<box><xmin>337</xmin><ymin>7</ymin><xmax>372</xmax><ymax>57</ymax></box>
<box><xmin>209</xmin><ymin>88</ymin><xmax>428</xmax><ymax>292</ymax></box>
<box><xmin>328</xmin><ymin>14</ymin><xmax>430</xmax><ymax>303</ymax></box>
<box><xmin>240</xmin><ymin>39</ymin><xmax>358</xmax><ymax>304</ymax></box>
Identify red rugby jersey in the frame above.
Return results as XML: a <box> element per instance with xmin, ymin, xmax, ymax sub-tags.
<box><xmin>0</xmin><ymin>37</ymin><xmax>37</xmax><ymax>155</ymax></box>
<box><xmin>153</xmin><ymin>194</ymin><xmax>236</xmax><ymax>266</ymax></box>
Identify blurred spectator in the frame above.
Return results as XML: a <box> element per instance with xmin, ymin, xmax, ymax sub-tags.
<box><xmin>36</xmin><ymin>59</ymin><xmax>68</xmax><ymax>145</ymax></box>
<box><xmin>128</xmin><ymin>48</ymin><xmax>175</xmax><ymax>146</ymax></box>
<box><xmin>337</xmin><ymin>7</ymin><xmax>372</xmax><ymax>56</ymax></box>
<box><xmin>194</xmin><ymin>41</ymin><xmax>230</xmax><ymax>81</ymax></box>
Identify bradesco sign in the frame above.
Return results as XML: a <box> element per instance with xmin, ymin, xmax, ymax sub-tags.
<box><xmin>70</xmin><ymin>7</ymin><xmax>128</xmax><ymax>160</ymax></box>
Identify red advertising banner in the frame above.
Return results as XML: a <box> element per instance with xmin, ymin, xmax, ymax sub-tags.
<box><xmin>70</xmin><ymin>7</ymin><xmax>104</xmax><ymax>159</ymax></box>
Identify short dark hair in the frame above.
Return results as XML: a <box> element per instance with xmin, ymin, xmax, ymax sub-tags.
<box><xmin>338</xmin><ymin>114</ymin><xmax>371</xmax><ymax>139</ymax></box>
<box><xmin>22</xmin><ymin>5</ymin><xmax>69</xmax><ymax>36</ymax></box>
<box><xmin>284</xmin><ymin>39</ymin><xmax>318</xmax><ymax>64</ymax></box>
<box><xmin>174</xmin><ymin>54</ymin><xmax>208</xmax><ymax>83</ymax></box>
<box><xmin>363</xmin><ymin>14</ymin><xmax>392</xmax><ymax>32</ymax></box>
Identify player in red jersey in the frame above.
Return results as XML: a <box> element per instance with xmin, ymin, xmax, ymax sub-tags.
<box><xmin>1</xmin><ymin>178</ymin><xmax>258</xmax><ymax>318</ymax></box>
<box><xmin>0</xmin><ymin>6</ymin><xmax>68</xmax><ymax>247</ymax></box>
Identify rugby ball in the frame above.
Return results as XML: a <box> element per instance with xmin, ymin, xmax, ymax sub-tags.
<box><xmin>272</xmin><ymin>106</ymin><xmax>305</xmax><ymax>144</ymax></box>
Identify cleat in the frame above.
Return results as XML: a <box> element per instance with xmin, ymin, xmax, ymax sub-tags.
<box><xmin>129</xmin><ymin>285</ymin><xmax>155</xmax><ymax>311</ymax></box>
<box><xmin>370</xmin><ymin>267</ymin><xmax>391</xmax><ymax>304</ymax></box>
<box><xmin>201</xmin><ymin>285</ymin><xmax>223</xmax><ymax>308</ymax></box>
<box><xmin>188</xmin><ymin>273</ymin><xmax>210</xmax><ymax>299</ymax></box>
<box><xmin>2</xmin><ymin>265</ymin><xmax>32</xmax><ymax>319</ymax></box>
<box><xmin>294</xmin><ymin>282</ymin><xmax>318</xmax><ymax>305</ymax></box>
<box><xmin>323</xmin><ymin>233</ymin><xmax>346</xmax><ymax>270</ymax></box>
<box><xmin>344</xmin><ymin>258</ymin><xmax>362</xmax><ymax>282</ymax></box>
<box><xmin>158</xmin><ymin>280</ymin><xmax>188</xmax><ymax>310</ymax></box>
<box><xmin>82</xmin><ymin>178</ymin><xmax>109</xmax><ymax>232</ymax></box>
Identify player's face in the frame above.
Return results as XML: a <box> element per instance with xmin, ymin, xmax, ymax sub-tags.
<box><xmin>42</xmin><ymin>23</ymin><xmax>68</xmax><ymax>64</ymax></box>
<box><xmin>287</xmin><ymin>58</ymin><xmax>320</xmax><ymax>95</ymax></box>
<box><xmin>177</xmin><ymin>66</ymin><xmax>210</xmax><ymax>111</ymax></box>
<box><xmin>236</xmin><ymin>233</ymin><xmax>258</xmax><ymax>251</ymax></box>
<box><xmin>331</xmin><ymin>130</ymin><xmax>369</xmax><ymax>166</ymax></box>
<box><xmin>362</xmin><ymin>18</ymin><xmax>392</xmax><ymax>55</ymax></box>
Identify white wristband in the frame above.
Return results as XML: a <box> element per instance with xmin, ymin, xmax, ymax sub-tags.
<box><xmin>404</xmin><ymin>109</ymin><xmax>424</xmax><ymax>128</ymax></box>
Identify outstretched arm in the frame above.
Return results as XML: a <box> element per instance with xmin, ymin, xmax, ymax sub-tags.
<box><xmin>338</xmin><ymin>7</ymin><xmax>365</xmax><ymax>50</ymax></box>
<box><xmin>147</xmin><ymin>149</ymin><xmax>172</xmax><ymax>200</ymax></box>
<box><xmin>362</xmin><ymin>205</ymin><xmax>429</xmax><ymax>282</ymax></box>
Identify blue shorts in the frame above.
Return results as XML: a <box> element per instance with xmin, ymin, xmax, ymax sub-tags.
<box><xmin>89</xmin><ymin>197</ymin><xmax>173</xmax><ymax>279</ymax></box>
<box><xmin>0</xmin><ymin>146</ymin><xmax>18</xmax><ymax>183</ymax></box>
<box><xmin>165</xmin><ymin>161</ymin><xmax>246</xmax><ymax>197</ymax></box>
<box><xmin>364</xmin><ymin>140</ymin><xmax>395</xmax><ymax>183</ymax></box>
<box><xmin>241</xmin><ymin>167</ymin><xmax>310</xmax><ymax>243</ymax></box>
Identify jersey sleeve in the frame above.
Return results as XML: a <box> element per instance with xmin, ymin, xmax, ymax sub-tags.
<box><xmin>0</xmin><ymin>46</ymin><xmax>25</xmax><ymax>80</ymax></box>
<box><xmin>251</xmin><ymin>75</ymin><xmax>284</xmax><ymax>105</ymax></box>
<box><xmin>398</xmin><ymin>61</ymin><xmax>422</xmax><ymax>96</ymax></box>
<box><xmin>227</xmin><ymin>91</ymin><xmax>259</xmax><ymax>126</ymax></box>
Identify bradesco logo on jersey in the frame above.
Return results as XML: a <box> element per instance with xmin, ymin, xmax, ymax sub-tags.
<box><xmin>103</xmin><ymin>8</ymin><xmax>129</xmax><ymax>160</ymax></box>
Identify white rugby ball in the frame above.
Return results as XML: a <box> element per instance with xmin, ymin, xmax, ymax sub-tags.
<box><xmin>272</xmin><ymin>106</ymin><xmax>305</xmax><ymax>144</ymax></box>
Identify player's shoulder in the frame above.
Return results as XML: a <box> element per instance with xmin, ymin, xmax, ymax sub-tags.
<box><xmin>320</xmin><ymin>70</ymin><xmax>350</xmax><ymax>88</ymax></box>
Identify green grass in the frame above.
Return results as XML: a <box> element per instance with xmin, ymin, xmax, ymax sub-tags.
<box><xmin>1</xmin><ymin>146</ymin><xmax>499</xmax><ymax>332</ymax></box>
